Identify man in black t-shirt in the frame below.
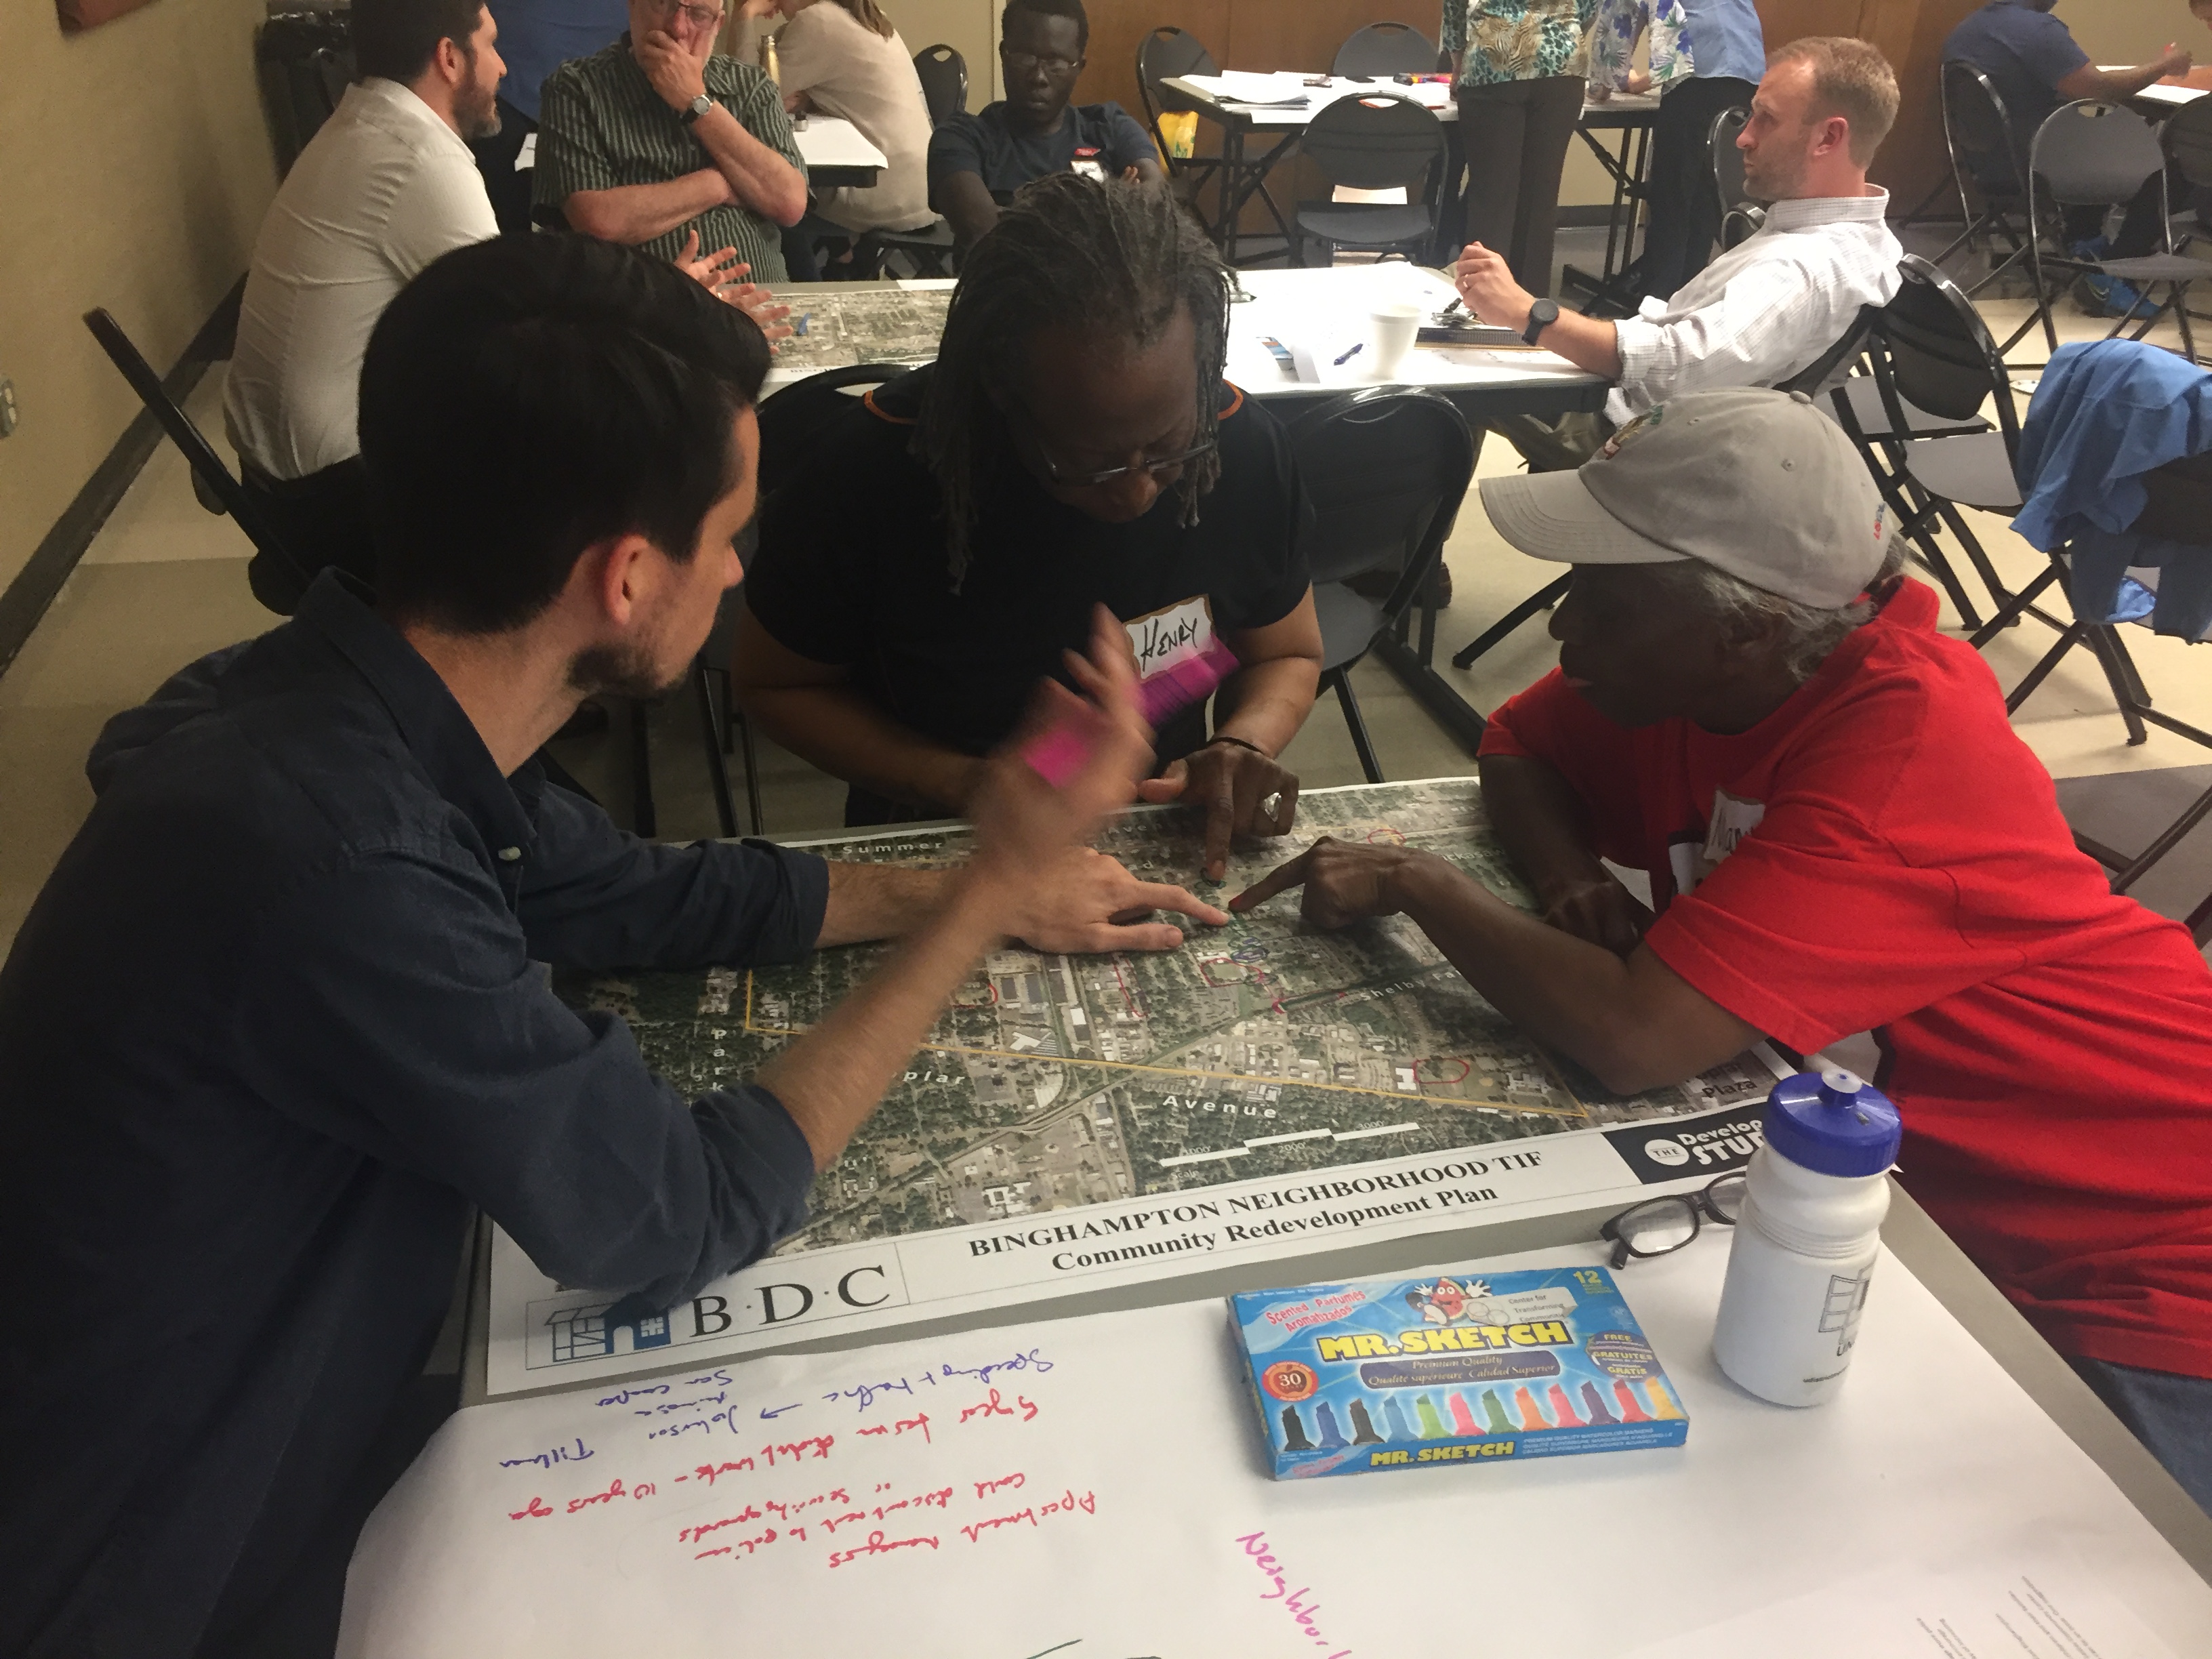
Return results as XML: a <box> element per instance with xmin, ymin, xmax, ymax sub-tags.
<box><xmin>737</xmin><ymin>174</ymin><xmax>1322</xmax><ymax>880</ymax></box>
<box><xmin>927</xmin><ymin>0</ymin><xmax>1162</xmax><ymax>253</ymax></box>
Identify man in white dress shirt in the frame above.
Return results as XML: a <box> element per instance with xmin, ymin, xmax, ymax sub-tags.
<box><xmin>225</xmin><ymin>0</ymin><xmax>508</xmax><ymax>611</ymax></box>
<box><xmin>1454</xmin><ymin>35</ymin><xmax>1904</xmax><ymax>472</ymax></box>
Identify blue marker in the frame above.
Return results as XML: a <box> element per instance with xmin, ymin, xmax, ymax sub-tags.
<box><xmin>1334</xmin><ymin>342</ymin><xmax>1365</xmax><ymax>367</ymax></box>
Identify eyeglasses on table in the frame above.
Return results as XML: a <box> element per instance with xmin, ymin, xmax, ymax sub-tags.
<box><xmin>1599</xmin><ymin>1171</ymin><xmax>1746</xmax><ymax>1270</ymax></box>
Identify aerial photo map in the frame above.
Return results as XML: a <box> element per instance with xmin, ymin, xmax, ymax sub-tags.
<box><xmin>557</xmin><ymin>780</ymin><xmax>1776</xmax><ymax>1261</ymax></box>
<box><xmin>772</xmin><ymin>286</ymin><xmax>952</xmax><ymax>376</ymax></box>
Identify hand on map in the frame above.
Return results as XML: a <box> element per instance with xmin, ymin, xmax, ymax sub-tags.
<box><xmin>1229</xmin><ymin>835</ymin><xmax>1427</xmax><ymax>927</ymax></box>
<box><xmin>673</xmin><ymin>235</ymin><xmax>795</xmax><ymax>345</ymax></box>
<box><xmin>636</xmin><ymin>27</ymin><xmax>712</xmax><ymax>112</ymax></box>
<box><xmin>1003</xmin><ymin>848</ymin><xmax>1229</xmax><ymax>954</ymax></box>
<box><xmin>1136</xmin><ymin>740</ymin><xmax>1298</xmax><ymax>884</ymax></box>
<box><xmin>964</xmin><ymin>607</ymin><xmax>1158</xmax><ymax>925</ymax></box>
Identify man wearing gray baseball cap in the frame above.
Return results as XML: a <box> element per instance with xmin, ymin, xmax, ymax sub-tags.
<box><xmin>1237</xmin><ymin>388</ymin><xmax>2212</xmax><ymax>1506</ymax></box>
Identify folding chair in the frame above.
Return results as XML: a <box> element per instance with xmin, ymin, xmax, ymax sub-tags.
<box><xmin>1292</xmin><ymin>95</ymin><xmax>1447</xmax><ymax>268</ymax></box>
<box><xmin>1708</xmin><ymin>104</ymin><xmax>1763</xmax><ymax>251</ymax></box>
<box><xmin>1826</xmin><ymin>255</ymin><xmax>2047</xmax><ymax>632</ymax></box>
<box><xmin>2163</xmin><ymin>94</ymin><xmax>2212</xmax><ymax>264</ymax></box>
<box><xmin>2028</xmin><ymin>100</ymin><xmax>2210</xmax><ymax>363</ymax></box>
<box><xmin>1932</xmin><ymin>60</ymin><xmax>2041</xmax><ymax>319</ymax></box>
<box><xmin>1288</xmin><ymin>388</ymin><xmax>1478</xmax><ymax>783</ymax></box>
<box><xmin>855</xmin><ymin>220</ymin><xmax>958</xmax><ymax>279</ymax></box>
<box><xmin>1976</xmin><ymin>447</ymin><xmax>2212</xmax><ymax>940</ymax></box>
<box><xmin>1136</xmin><ymin>27</ymin><xmax>1250</xmax><ymax>232</ymax></box>
<box><xmin>81</xmin><ymin>306</ymin><xmax>315</xmax><ymax>610</ymax></box>
<box><xmin>1331</xmin><ymin>22</ymin><xmax>1436</xmax><ymax>79</ymax></box>
<box><xmin>912</xmin><ymin>44</ymin><xmax>967</xmax><ymax>127</ymax></box>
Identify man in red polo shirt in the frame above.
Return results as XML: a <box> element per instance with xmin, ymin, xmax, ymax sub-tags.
<box><xmin>1235</xmin><ymin>387</ymin><xmax>2212</xmax><ymax>1508</ymax></box>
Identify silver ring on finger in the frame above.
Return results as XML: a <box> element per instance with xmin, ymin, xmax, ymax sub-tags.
<box><xmin>1260</xmin><ymin>792</ymin><xmax>1284</xmax><ymax>830</ymax></box>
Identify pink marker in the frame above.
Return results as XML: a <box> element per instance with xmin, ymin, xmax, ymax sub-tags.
<box><xmin>1024</xmin><ymin>639</ymin><xmax>1240</xmax><ymax>787</ymax></box>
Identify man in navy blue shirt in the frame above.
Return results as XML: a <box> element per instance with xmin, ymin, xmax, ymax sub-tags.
<box><xmin>1943</xmin><ymin>0</ymin><xmax>2192</xmax><ymax>279</ymax></box>
<box><xmin>0</xmin><ymin>233</ymin><xmax>1210</xmax><ymax>1657</ymax></box>
<box><xmin>927</xmin><ymin>0</ymin><xmax>1161</xmax><ymax>253</ymax></box>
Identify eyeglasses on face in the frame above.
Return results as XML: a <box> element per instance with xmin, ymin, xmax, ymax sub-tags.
<box><xmin>1032</xmin><ymin>436</ymin><xmax>1216</xmax><ymax>489</ymax></box>
<box><xmin>1598</xmin><ymin>1171</ymin><xmax>1746</xmax><ymax>1270</ymax></box>
<box><xmin>1001</xmin><ymin>47</ymin><xmax>1080</xmax><ymax>76</ymax></box>
<box><xmin>662</xmin><ymin>0</ymin><xmax>726</xmax><ymax>29</ymax></box>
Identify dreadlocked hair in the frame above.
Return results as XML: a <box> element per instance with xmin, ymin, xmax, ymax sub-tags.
<box><xmin>916</xmin><ymin>172</ymin><xmax>1231</xmax><ymax>588</ymax></box>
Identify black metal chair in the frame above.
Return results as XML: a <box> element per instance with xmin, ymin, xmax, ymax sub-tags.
<box><xmin>2163</xmin><ymin>94</ymin><xmax>2212</xmax><ymax>260</ymax></box>
<box><xmin>1292</xmin><ymin>95</ymin><xmax>1447</xmax><ymax>268</ymax></box>
<box><xmin>1968</xmin><ymin>430</ymin><xmax>2212</xmax><ymax>939</ymax></box>
<box><xmin>2028</xmin><ymin>100</ymin><xmax>2209</xmax><ymax>362</ymax></box>
<box><xmin>757</xmin><ymin>363</ymin><xmax>911</xmax><ymax>495</ymax></box>
<box><xmin>81</xmin><ymin>307</ymin><xmax>312</xmax><ymax>605</ymax></box>
<box><xmin>912</xmin><ymin>43</ymin><xmax>966</xmax><ymax>127</ymax></box>
<box><xmin>1826</xmin><ymin>255</ymin><xmax>2032</xmax><ymax>632</ymax></box>
<box><xmin>1708</xmin><ymin>104</ymin><xmax>1762</xmax><ymax>250</ymax></box>
<box><xmin>1288</xmin><ymin>388</ymin><xmax>1478</xmax><ymax>783</ymax></box>
<box><xmin>254</xmin><ymin>8</ymin><xmax>353</xmax><ymax>175</ymax></box>
<box><xmin>1136</xmin><ymin>26</ymin><xmax>1250</xmax><ymax>232</ymax></box>
<box><xmin>855</xmin><ymin>220</ymin><xmax>958</xmax><ymax>279</ymax></box>
<box><xmin>1933</xmin><ymin>59</ymin><xmax>2043</xmax><ymax>331</ymax></box>
<box><xmin>1330</xmin><ymin>22</ymin><xmax>1436</xmax><ymax>79</ymax></box>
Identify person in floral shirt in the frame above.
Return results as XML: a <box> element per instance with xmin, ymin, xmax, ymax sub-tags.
<box><xmin>1440</xmin><ymin>0</ymin><xmax>1598</xmax><ymax>291</ymax></box>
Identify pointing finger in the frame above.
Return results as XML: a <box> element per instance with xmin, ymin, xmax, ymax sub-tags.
<box><xmin>1229</xmin><ymin>846</ymin><xmax>1315</xmax><ymax>912</ymax></box>
<box><xmin>1126</xmin><ymin>880</ymin><xmax>1231</xmax><ymax>927</ymax></box>
<box><xmin>1202</xmin><ymin>771</ymin><xmax>1237</xmax><ymax>882</ymax></box>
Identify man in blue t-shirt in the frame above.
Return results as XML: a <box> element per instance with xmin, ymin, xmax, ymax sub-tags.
<box><xmin>1942</xmin><ymin>0</ymin><xmax>2191</xmax><ymax>277</ymax></box>
<box><xmin>926</xmin><ymin>0</ymin><xmax>1160</xmax><ymax>253</ymax></box>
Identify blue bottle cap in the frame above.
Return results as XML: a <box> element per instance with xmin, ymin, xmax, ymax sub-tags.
<box><xmin>1761</xmin><ymin>1068</ymin><xmax>1902</xmax><ymax>1178</ymax></box>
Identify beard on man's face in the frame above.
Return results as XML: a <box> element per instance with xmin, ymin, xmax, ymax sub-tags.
<box><xmin>568</xmin><ymin>641</ymin><xmax>686</xmax><ymax>703</ymax></box>
<box><xmin>459</xmin><ymin>53</ymin><xmax>503</xmax><ymax>138</ymax></box>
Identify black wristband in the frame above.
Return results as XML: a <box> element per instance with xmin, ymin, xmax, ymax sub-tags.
<box><xmin>1207</xmin><ymin>735</ymin><xmax>1267</xmax><ymax>757</ymax></box>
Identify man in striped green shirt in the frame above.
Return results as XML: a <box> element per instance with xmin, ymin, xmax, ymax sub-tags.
<box><xmin>536</xmin><ymin>0</ymin><xmax>807</xmax><ymax>281</ymax></box>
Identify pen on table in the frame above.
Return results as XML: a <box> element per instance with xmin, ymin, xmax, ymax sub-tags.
<box><xmin>1334</xmin><ymin>342</ymin><xmax>1365</xmax><ymax>366</ymax></box>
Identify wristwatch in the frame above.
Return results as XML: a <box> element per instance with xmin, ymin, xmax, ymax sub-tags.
<box><xmin>1522</xmin><ymin>298</ymin><xmax>1561</xmax><ymax>347</ymax></box>
<box><xmin>681</xmin><ymin>92</ymin><xmax>714</xmax><ymax>125</ymax></box>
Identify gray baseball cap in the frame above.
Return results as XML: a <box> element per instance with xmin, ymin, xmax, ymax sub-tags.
<box><xmin>1478</xmin><ymin>387</ymin><xmax>1893</xmax><ymax>609</ymax></box>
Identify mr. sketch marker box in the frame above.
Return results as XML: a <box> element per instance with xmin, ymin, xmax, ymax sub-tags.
<box><xmin>1229</xmin><ymin>1266</ymin><xmax>1689</xmax><ymax>1479</ymax></box>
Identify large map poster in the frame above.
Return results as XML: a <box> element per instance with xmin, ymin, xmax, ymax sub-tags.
<box><xmin>773</xmin><ymin>287</ymin><xmax>951</xmax><ymax>377</ymax></box>
<box><xmin>485</xmin><ymin>781</ymin><xmax>1785</xmax><ymax>1395</ymax></box>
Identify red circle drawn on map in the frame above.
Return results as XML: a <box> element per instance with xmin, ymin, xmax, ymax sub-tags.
<box><xmin>1261</xmin><ymin>1361</ymin><xmax>1320</xmax><ymax>1402</ymax></box>
<box><xmin>1415</xmin><ymin>1056</ymin><xmax>1471</xmax><ymax>1086</ymax></box>
<box><xmin>1366</xmin><ymin>826</ymin><xmax>1408</xmax><ymax>846</ymax></box>
<box><xmin>950</xmin><ymin>978</ymin><xmax>1000</xmax><ymax>1008</ymax></box>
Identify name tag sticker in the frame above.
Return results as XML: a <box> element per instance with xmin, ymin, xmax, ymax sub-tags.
<box><xmin>1702</xmin><ymin>788</ymin><xmax>1767</xmax><ymax>866</ymax></box>
<box><xmin>1124</xmin><ymin>596</ymin><xmax>1216</xmax><ymax>680</ymax></box>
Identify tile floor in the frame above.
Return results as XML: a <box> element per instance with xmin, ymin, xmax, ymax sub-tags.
<box><xmin>2</xmin><ymin>249</ymin><xmax>2207</xmax><ymax>962</ymax></box>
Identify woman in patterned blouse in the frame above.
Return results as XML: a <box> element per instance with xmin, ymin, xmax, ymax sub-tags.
<box><xmin>1440</xmin><ymin>0</ymin><xmax>1599</xmax><ymax>293</ymax></box>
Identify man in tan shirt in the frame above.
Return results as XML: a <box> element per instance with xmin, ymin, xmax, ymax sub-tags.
<box><xmin>753</xmin><ymin>0</ymin><xmax>935</xmax><ymax>233</ymax></box>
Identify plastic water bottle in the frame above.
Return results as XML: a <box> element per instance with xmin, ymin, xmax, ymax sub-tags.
<box><xmin>1712</xmin><ymin>1067</ymin><xmax>1902</xmax><ymax>1408</ymax></box>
